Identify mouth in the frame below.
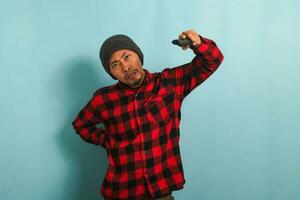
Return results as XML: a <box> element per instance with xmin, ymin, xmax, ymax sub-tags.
<box><xmin>125</xmin><ymin>70</ymin><xmax>137</xmax><ymax>80</ymax></box>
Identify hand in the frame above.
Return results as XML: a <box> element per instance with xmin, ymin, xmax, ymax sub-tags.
<box><xmin>178</xmin><ymin>29</ymin><xmax>201</xmax><ymax>50</ymax></box>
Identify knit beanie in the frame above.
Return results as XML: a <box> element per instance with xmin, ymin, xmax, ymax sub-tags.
<box><xmin>99</xmin><ymin>34</ymin><xmax>144</xmax><ymax>80</ymax></box>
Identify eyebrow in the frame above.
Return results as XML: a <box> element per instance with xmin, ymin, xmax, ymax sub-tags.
<box><xmin>110</xmin><ymin>52</ymin><xmax>127</xmax><ymax>66</ymax></box>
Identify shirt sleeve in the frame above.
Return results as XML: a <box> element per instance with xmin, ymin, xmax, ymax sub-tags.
<box><xmin>161</xmin><ymin>35</ymin><xmax>224</xmax><ymax>100</ymax></box>
<box><xmin>71</xmin><ymin>94</ymin><xmax>107</xmax><ymax>148</ymax></box>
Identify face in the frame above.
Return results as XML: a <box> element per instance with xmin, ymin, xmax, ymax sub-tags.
<box><xmin>109</xmin><ymin>49</ymin><xmax>145</xmax><ymax>88</ymax></box>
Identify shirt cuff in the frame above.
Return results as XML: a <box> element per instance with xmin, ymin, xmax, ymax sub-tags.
<box><xmin>192</xmin><ymin>35</ymin><xmax>209</xmax><ymax>54</ymax></box>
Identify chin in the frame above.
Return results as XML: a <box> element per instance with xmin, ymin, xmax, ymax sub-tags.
<box><xmin>128</xmin><ymin>76</ymin><xmax>143</xmax><ymax>87</ymax></box>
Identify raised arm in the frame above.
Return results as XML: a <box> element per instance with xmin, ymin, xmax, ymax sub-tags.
<box><xmin>161</xmin><ymin>30</ymin><xmax>224</xmax><ymax>100</ymax></box>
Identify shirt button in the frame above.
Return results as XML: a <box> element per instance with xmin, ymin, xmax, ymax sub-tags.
<box><xmin>143</xmin><ymin>151</ymin><xmax>146</xmax><ymax>155</ymax></box>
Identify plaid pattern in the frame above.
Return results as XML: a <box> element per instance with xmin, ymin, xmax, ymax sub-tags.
<box><xmin>72</xmin><ymin>36</ymin><xmax>224</xmax><ymax>200</ymax></box>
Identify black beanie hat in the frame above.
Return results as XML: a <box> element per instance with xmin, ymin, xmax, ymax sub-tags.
<box><xmin>99</xmin><ymin>34</ymin><xmax>144</xmax><ymax>80</ymax></box>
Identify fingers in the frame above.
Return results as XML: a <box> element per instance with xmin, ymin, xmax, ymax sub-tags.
<box><xmin>178</xmin><ymin>29</ymin><xmax>201</xmax><ymax>50</ymax></box>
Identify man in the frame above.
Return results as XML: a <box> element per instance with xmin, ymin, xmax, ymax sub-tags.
<box><xmin>72</xmin><ymin>30</ymin><xmax>224</xmax><ymax>200</ymax></box>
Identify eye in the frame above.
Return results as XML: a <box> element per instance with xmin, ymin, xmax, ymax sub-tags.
<box><xmin>124</xmin><ymin>54</ymin><xmax>130</xmax><ymax>60</ymax></box>
<box><xmin>111</xmin><ymin>62</ymin><xmax>120</xmax><ymax>70</ymax></box>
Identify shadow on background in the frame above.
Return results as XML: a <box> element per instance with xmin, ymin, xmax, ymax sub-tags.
<box><xmin>55</xmin><ymin>57</ymin><xmax>111</xmax><ymax>200</ymax></box>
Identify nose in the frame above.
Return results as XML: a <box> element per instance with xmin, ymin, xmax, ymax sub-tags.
<box><xmin>120</xmin><ymin>60</ymin><xmax>131</xmax><ymax>72</ymax></box>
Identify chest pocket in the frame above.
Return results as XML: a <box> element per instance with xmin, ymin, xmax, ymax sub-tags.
<box><xmin>144</xmin><ymin>92</ymin><xmax>175</xmax><ymax>127</ymax></box>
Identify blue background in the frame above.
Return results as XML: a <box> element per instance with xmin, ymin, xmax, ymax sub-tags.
<box><xmin>1</xmin><ymin>0</ymin><xmax>299</xmax><ymax>199</ymax></box>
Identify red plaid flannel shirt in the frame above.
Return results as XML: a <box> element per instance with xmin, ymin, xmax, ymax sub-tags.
<box><xmin>72</xmin><ymin>36</ymin><xmax>224</xmax><ymax>200</ymax></box>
